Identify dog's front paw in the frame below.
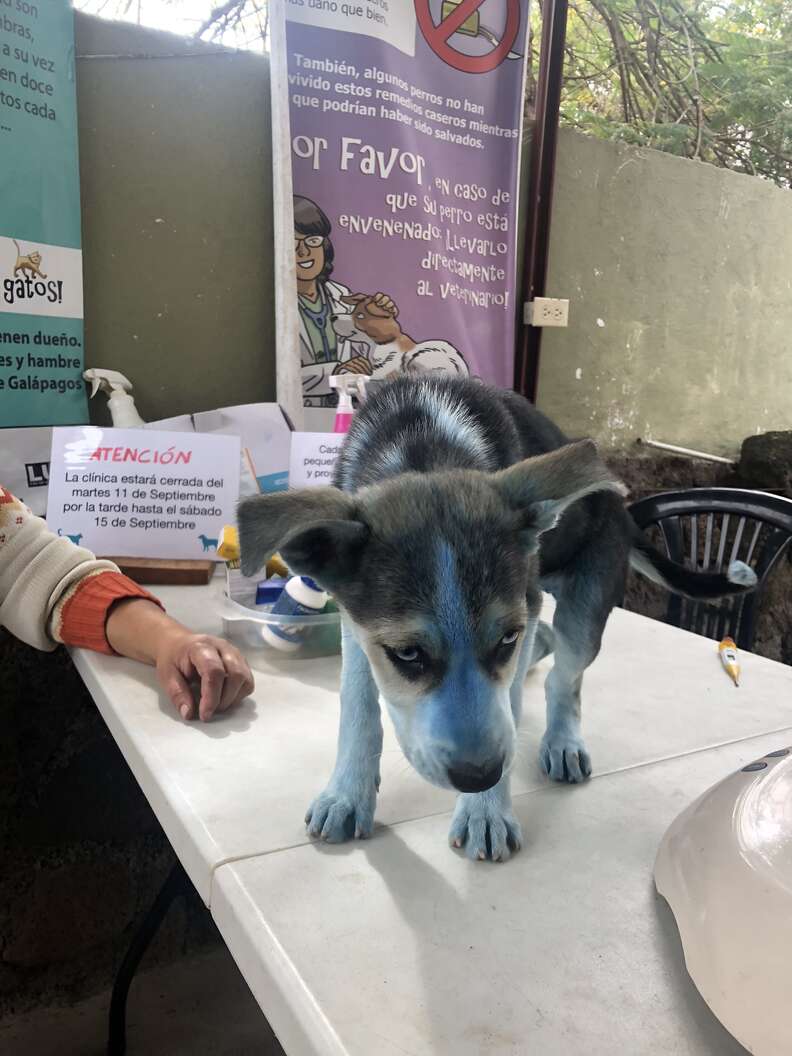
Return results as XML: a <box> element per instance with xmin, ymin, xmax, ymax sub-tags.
<box><xmin>448</xmin><ymin>793</ymin><xmax>522</xmax><ymax>862</ymax></box>
<box><xmin>305</xmin><ymin>784</ymin><xmax>376</xmax><ymax>843</ymax></box>
<box><xmin>540</xmin><ymin>727</ymin><xmax>592</xmax><ymax>783</ymax></box>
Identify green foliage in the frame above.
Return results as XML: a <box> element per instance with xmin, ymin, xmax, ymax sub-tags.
<box><xmin>83</xmin><ymin>0</ymin><xmax>790</xmax><ymax>186</ymax></box>
<box><xmin>532</xmin><ymin>0</ymin><xmax>792</xmax><ymax>187</ymax></box>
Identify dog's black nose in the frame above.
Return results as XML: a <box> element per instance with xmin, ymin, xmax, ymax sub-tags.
<box><xmin>447</xmin><ymin>758</ymin><xmax>504</xmax><ymax>793</ymax></box>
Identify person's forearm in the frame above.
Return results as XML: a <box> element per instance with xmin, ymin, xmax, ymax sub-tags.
<box><xmin>0</xmin><ymin>483</ymin><xmax>253</xmax><ymax>721</ymax></box>
<box><xmin>105</xmin><ymin>598</ymin><xmax>189</xmax><ymax>664</ymax></box>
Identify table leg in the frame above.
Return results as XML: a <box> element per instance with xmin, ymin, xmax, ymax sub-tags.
<box><xmin>107</xmin><ymin>860</ymin><xmax>192</xmax><ymax>1056</ymax></box>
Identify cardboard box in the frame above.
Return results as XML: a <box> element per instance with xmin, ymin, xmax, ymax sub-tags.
<box><xmin>193</xmin><ymin>404</ymin><xmax>291</xmax><ymax>494</ymax></box>
<box><xmin>149</xmin><ymin>403</ymin><xmax>292</xmax><ymax>497</ymax></box>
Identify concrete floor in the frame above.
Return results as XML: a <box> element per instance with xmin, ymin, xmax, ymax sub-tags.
<box><xmin>0</xmin><ymin>946</ymin><xmax>285</xmax><ymax>1056</ymax></box>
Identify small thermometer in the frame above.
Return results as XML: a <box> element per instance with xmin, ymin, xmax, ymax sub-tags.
<box><xmin>719</xmin><ymin>637</ymin><xmax>741</xmax><ymax>687</ymax></box>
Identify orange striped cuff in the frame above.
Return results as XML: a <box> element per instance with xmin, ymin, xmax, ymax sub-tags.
<box><xmin>54</xmin><ymin>570</ymin><xmax>163</xmax><ymax>654</ymax></box>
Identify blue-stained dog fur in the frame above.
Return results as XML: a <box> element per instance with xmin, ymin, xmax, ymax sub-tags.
<box><xmin>238</xmin><ymin>377</ymin><xmax>756</xmax><ymax>861</ymax></box>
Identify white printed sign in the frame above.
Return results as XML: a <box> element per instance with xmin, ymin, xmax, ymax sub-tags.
<box><xmin>46</xmin><ymin>426</ymin><xmax>240</xmax><ymax>559</ymax></box>
<box><xmin>289</xmin><ymin>431</ymin><xmax>343</xmax><ymax>488</ymax></box>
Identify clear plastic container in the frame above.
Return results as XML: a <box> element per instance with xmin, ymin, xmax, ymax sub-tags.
<box><xmin>222</xmin><ymin>569</ymin><xmax>341</xmax><ymax>659</ymax></box>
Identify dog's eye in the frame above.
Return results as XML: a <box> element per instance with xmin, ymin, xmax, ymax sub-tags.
<box><xmin>488</xmin><ymin>630</ymin><xmax>522</xmax><ymax>669</ymax></box>
<box><xmin>384</xmin><ymin>644</ymin><xmax>426</xmax><ymax>677</ymax></box>
<box><xmin>395</xmin><ymin>646</ymin><xmax>419</xmax><ymax>662</ymax></box>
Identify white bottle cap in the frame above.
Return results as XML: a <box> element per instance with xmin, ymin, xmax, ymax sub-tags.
<box><xmin>286</xmin><ymin>576</ymin><xmax>328</xmax><ymax>611</ymax></box>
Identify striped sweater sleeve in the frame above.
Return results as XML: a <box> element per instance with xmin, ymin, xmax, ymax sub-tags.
<box><xmin>0</xmin><ymin>486</ymin><xmax>162</xmax><ymax>653</ymax></box>
<box><xmin>50</xmin><ymin>568</ymin><xmax>161</xmax><ymax>653</ymax></box>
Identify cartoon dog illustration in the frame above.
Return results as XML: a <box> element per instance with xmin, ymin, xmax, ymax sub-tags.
<box><xmin>331</xmin><ymin>294</ymin><xmax>469</xmax><ymax>379</ymax></box>
<box><xmin>12</xmin><ymin>239</ymin><xmax>47</xmax><ymax>279</ymax></box>
<box><xmin>198</xmin><ymin>533</ymin><xmax>218</xmax><ymax>552</ymax></box>
<box><xmin>57</xmin><ymin>528</ymin><xmax>83</xmax><ymax>545</ymax></box>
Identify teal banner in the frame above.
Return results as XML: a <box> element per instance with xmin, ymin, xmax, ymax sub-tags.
<box><xmin>0</xmin><ymin>0</ymin><xmax>87</xmax><ymax>426</ymax></box>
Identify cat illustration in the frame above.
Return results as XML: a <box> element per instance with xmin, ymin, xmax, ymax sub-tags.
<box><xmin>12</xmin><ymin>239</ymin><xmax>47</xmax><ymax>279</ymax></box>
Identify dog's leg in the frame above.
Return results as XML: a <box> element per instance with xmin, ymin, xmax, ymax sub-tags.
<box><xmin>448</xmin><ymin>774</ymin><xmax>521</xmax><ymax>862</ymax></box>
<box><xmin>528</xmin><ymin>620</ymin><xmax>554</xmax><ymax>669</ymax></box>
<box><xmin>305</xmin><ymin>621</ymin><xmax>383</xmax><ymax>842</ymax></box>
<box><xmin>509</xmin><ymin>627</ymin><xmax>538</xmax><ymax>725</ymax></box>
<box><xmin>540</xmin><ymin>555</ymin><xmax>626</xmax><ymax>783</ymax></box>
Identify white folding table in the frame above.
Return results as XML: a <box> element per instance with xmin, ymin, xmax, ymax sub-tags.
<box><xmin>71</xmin><ymin>574</ymin><xmax>792</xmax><ymax>1054</ymax></box>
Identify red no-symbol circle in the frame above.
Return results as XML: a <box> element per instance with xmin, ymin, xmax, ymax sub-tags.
<box><xmin>415</xmin><ymin>0</ymin><xmax>521</xmax><ymax>74</ymax></box>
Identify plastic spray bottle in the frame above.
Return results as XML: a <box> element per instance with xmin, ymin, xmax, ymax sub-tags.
<box><xmin>83</xmin><ymin>369</ymin><xmax>146</xmax><ymax>428</ymax></box>
<box><xmin>328</xmin><ymin>374</ymin><xmax>368</xmax><ymax>434</ymax></box>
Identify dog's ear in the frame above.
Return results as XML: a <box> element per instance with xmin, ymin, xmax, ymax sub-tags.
<box><xmin>279</xmin><ymin>519</ymin><xmax>369</xmax><ymax>591</ymax></box>
<box><xmin>492</xmin><ymin>440</ymin><xmax>627</xmax><ymax>550</ymax></box>
<box><xmin>237</xmin><ymin>489</ymin><xmax>369</xmax><ymax>589</ymax></box>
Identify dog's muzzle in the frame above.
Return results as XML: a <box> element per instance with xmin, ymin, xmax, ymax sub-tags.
<box><xmin>447</xmin><ymin>757</ymin><xmax>504</xmax><ymax>793</ymax></box>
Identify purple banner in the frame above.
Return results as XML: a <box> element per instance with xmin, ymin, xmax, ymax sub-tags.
<box><xmin>279</xmin><ymin>0</ymin><xmax>529</xmax><ymax>413</ymax></box>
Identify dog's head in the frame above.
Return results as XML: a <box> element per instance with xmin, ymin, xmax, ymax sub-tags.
<box><xmin>238</xmin><ymin>442</ymin><xmax>623</xmax><ymax>792</ymax></box>
<box><xmin>331</xmin><ymin>294</ymin><xmax>401</xmax><ymax>345</ymax></box>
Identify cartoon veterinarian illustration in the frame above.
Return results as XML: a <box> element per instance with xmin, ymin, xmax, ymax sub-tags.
<box><xmin>295</xmin><ymin>195</ymin><xmax>397</xmax><ymax>408</ymax></box>
<box><xmin>295</xmin><ymin>195</ymin><xmax>469</xmax><ymax>405</ymax></box>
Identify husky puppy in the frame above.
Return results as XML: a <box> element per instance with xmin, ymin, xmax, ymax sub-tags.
<box><xmin>239</xmin><ymin>376</ymin><xmax>755</xmax><ymax>861</ymax></box>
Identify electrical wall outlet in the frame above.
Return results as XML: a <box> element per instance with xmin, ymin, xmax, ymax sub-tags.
<box><xmin>526</xmin><ymin>297</ymin><xmax>569</xmax><ymax>327</ymax></box>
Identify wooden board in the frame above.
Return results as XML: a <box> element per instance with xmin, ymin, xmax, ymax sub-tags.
<box><xmin>102</xmin><ymin>557</ymin><xmax>216</xmax><ymax>586</ymax></box>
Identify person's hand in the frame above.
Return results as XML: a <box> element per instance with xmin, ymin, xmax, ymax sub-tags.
<box><xmin>154</xmin><ymin>629</ymin><xmax>255</xmax><ymax>722</ymax></box>
<box><xmin>105</xmin><ymin>598</ymin><xmax>254</xmax><ymax>721</ymax></box>
<box><xmin>371</xmin><ymin>292</ymin><xmax>398</xmax><ymax>316</ymax></box>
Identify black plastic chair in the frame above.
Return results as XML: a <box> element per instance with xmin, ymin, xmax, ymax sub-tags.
<box><xmin>628</xmin><ymin>488</ymin><xmax>792</xmax><ymax>650</ymax></box>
